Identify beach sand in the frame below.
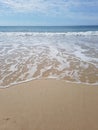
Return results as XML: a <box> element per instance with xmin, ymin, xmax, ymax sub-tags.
<box><xmin>0</xmin><ymin>80</ymin><xmax>98</xmax><ymax>130</ymax></box>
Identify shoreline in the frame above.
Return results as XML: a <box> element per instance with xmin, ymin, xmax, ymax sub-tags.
<box><xmin>0</xmin><ymin>78</ymin><xmax>98</xmax><ymax>89</ymax></box>
<box><xmin>0</xmin><ymin>80</ymin><xmax>98</xmax><ymax>130</ymax></box>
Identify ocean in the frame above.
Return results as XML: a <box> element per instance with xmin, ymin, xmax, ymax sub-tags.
<box><xmin>0</xmin><ymin>26</ymin><xmax>98</xmax><ymax>32</ymax></box>
<box><xmin>0</xmin><ymin>26</ymin><xmax>98</xmax><ymax>88</ymax></box>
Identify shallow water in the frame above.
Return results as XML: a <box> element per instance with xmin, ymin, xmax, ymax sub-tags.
<box><xmin>0</xmin><ymin>32</ymin><xmax>98</xmax><ymax>88</ymax></box>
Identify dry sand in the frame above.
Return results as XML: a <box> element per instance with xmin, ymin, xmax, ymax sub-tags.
<box><xmin>0</xmin><ymin>80</ymin><xmax>98</xmax><ymax>130</ymax></box>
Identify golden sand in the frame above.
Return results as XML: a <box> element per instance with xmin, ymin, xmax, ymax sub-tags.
<box><xmin>0</xmin><ymin>80</ymin><xmax>98</xmax><ymax>130</ymax></box>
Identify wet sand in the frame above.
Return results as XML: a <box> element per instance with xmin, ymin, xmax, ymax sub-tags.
<box><xmin>0</xmin><ymin>80</ymin><xmax>98</xmax><ymax>130</ymax></box>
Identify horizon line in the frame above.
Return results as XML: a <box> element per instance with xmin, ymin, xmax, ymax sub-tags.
<box><xmin>0</xmin><ymin>25</ymin><xmax>98</xmax><ymax>27</ymax></box>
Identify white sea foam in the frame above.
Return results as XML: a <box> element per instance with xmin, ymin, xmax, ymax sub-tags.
<box><xmin>0</xmin><ymin>31</ymin><xmax>98</xmax><ymax>88</ymax></box>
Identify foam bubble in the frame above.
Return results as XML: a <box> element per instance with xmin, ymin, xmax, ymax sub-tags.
<box><xmin>0</xmin><ymin>32</ymin><xmax>98</xmax><ymax>88</ymax></box>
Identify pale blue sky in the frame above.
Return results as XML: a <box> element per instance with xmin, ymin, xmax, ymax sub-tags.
<box><xmin>0</xmin><ymin>0</ymin><xmax>98</xmax><ymax>26</ymax></box>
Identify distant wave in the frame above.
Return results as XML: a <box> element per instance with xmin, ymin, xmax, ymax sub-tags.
<box><xmin>0</xmin><ymin>31</ymin><xmax>98</xmax><ymax>36</ymax></box>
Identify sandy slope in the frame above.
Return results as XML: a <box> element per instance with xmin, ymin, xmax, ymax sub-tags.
<box><xmin>0</xmin><ymin>80</ymin><xmax>98</xmax><ymax>130</ymax></box>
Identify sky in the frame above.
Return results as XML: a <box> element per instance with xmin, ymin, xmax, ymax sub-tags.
<box><xmin>0</xmin><ymin>0</ymin><xmax>98</xmax><ymax>26</ymax></box>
